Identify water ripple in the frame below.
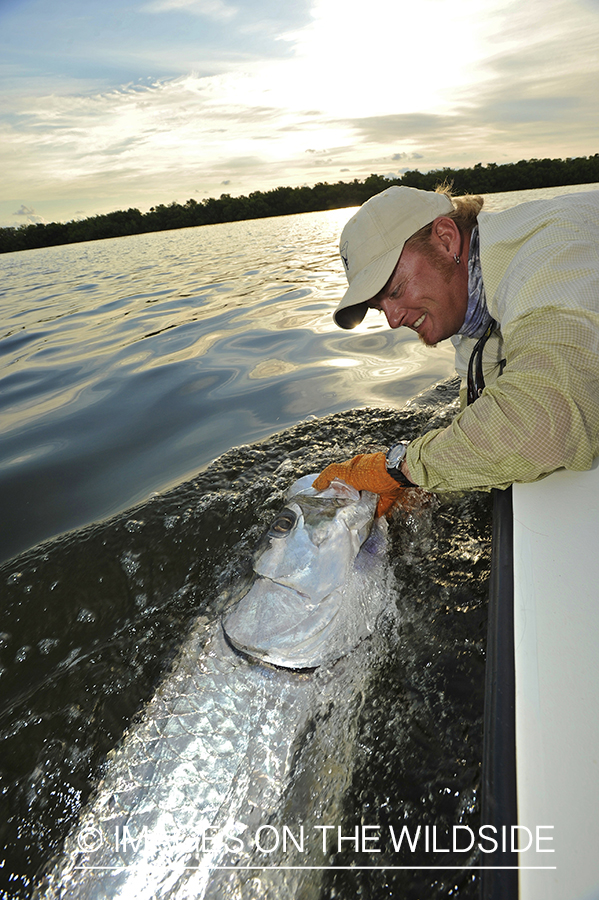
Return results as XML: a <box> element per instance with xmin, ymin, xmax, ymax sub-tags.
<box><xmin>0</xmin><ymin>209</ymin><xmax>456</xmax><ymax>561</ymax></box>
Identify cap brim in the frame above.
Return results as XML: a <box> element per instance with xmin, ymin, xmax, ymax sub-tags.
<box><xmin>333</xmin><ymin>244</ymin><xmax>401</xmax><ymax>330</ymax></box>
<box><xmin>334</xmin><ymin>301</ymin><xmax>369</xmax><ymax>329</ymax></box>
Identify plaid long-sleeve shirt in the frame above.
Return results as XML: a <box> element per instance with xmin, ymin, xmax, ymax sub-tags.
<box><xmin>406</xmin><ymin>191</ymin><xmax>599</xmax><ymax>492</ymax></box>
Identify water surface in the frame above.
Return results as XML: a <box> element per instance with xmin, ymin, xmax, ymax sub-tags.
<box><xmin>1</xmin><ymin>209</ymin><xmax>455</xmax><ymax>562</ymax></box>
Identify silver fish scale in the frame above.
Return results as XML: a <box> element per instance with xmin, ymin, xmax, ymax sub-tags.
<box><xmin>41</xmin><ymin>620</ymin><xmax>320</xmax><ymax>899</ymax></box>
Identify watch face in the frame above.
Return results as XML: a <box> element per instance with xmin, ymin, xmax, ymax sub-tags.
<box><xmin>387</xmin><ymin>443</ymin><xmax>407</xmax><ymax>469</ymax></box>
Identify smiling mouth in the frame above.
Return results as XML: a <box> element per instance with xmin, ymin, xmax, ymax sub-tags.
<box><xmin>413</xmin><ymin>313</ymin><xmax>426</xmax><ymax>330</ymax></box>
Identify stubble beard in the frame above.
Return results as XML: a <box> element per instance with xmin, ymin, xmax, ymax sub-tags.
<box><xmin>418</xmin><ymin>333</ymin><xmax>438</xmax><ymax>349</ymax></box>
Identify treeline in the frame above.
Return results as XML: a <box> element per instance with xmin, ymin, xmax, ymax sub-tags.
<box><xmin>2</xmin><ymin>154</ymin><xmax>599</xmax><ymax>254</ymax></box>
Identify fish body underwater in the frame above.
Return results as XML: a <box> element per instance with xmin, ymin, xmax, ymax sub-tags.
<box><xmin>37</xmin><ymin>476</ymin><xmax>396</xmax><ymax>900</ymax></box>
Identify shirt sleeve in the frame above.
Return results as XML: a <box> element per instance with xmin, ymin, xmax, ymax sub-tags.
<box><xmin>405</xmin><ymin>306</ymin><xmax>599</xmax><ymax>492</ymax></box>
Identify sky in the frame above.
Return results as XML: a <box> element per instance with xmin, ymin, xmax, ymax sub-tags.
<box><xmin>1</xmin><ymin>0</ymin><xmax>599</xmax><ymax>227</ymax></box>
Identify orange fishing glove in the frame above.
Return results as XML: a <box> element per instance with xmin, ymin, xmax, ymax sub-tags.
<box><xmin>312</xmin><ymin>452</ymin><xmax>407</xmax><ymax>518</ymax></box>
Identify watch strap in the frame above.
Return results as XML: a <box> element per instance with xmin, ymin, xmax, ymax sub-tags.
<box><xmin>387</xmin><ymin>466</ymin><xmax>415</xmax><ymax>487</ymax></box>
<box><xmin>385</xmin><ymin>442</ymin><xmax>415</xmax><ymax>486</ymax></box>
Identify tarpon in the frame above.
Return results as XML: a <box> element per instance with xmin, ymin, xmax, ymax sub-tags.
<box><xmin>37</xmin><ymin>475</ymin><xmax>395</xmax><ymax>900</ymax></box>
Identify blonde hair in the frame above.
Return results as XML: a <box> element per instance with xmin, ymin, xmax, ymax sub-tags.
<box><xmin>405</xmin><ymin>185</ymin><xmax>484</xmax><ymax>253</ymax></box>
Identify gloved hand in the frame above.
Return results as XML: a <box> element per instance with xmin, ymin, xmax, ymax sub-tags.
<box><xmin>312</xmin><ymin>452</ymin><xmax>409</xmax><ymax>518</ymax></box>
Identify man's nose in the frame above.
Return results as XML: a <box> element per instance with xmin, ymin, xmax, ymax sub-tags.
<box><xmin>380</xmin><ymin>297</ymin><xmax>403</xmax><ymax>329</ymax></box>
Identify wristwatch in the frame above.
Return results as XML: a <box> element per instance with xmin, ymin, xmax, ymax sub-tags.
<box><xmin>385</xmin><ymin>441</ymin><xmax>415</xmax><ymax>486</ymax></box>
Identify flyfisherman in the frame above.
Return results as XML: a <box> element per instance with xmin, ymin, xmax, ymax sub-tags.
<box><xmin>313</xmin><ymin>185</ymin><xmax>599</xmax><ymax>514</ymax></box>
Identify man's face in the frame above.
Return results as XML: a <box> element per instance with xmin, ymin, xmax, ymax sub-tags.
<box><xmin>367</xmin><ymin>239</ymin><xmax>469</xmax><ymax>347</ymax></box>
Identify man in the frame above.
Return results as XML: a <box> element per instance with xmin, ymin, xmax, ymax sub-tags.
<box><xmin>313</xmin><ymin>185</ymin><xmax>599</xmax><ymax>515</ymax></box>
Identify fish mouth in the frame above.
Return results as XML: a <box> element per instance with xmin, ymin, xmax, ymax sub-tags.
<box><xmin>222</xmin><ymin>577</ymin><xmax>344</xmax><ymax>669</ymax></box>
<box><xmin>221</xmin><ymin>475</ymin><xmax>380</xmax><ymax>669</ymax></box>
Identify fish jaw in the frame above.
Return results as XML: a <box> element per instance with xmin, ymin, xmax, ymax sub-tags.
<box><xmin>222</xmin><ymin>476</ymin><xmax>386</xmax><ymax>669</ymax></box>
<box><xmin>221</xmin><ymin>577</ymin><xmax>344</xmax><ymax>668</ymax></box>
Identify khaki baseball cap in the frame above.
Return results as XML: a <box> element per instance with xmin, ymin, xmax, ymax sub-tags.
<box><xmin>334</xmin><ymin>185</ymin><xmax>454</xmax><ymax>329</ymax></box>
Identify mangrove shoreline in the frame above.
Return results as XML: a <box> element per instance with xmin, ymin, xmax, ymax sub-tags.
<box><xmin>2</xmin><ymin>154</ymin><xmax>599</xmax><ymax>254</ymax></box>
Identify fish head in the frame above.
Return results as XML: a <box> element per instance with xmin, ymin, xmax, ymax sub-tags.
<box><xmin>222</xmin><ymin>475</ymin><xmax>386</xmax><ymax>669</ymax></box>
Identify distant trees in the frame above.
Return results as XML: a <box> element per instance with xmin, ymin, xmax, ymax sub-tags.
<box><xmin>2</xmin><ymin>154</ymin><xmax>599</xmax><ymax>254</ymax></box>
<box><xmin>397</xmin><ymin>155</ymin><xmax>599</xmax><ymax>194</ymax></box>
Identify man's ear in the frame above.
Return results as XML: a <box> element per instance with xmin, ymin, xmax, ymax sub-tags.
<box><xmin>431</xmin><ymin>216</ymin><xmax>461</xmax><ymax>258</ymax></box>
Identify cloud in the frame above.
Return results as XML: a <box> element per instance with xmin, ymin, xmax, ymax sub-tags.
<box><xmin>2</xmin><ymin>0</ymin><xmax>599</xmax><ymax>225</ymax></box>
<box><xmin>12</xmin><ymin>204</ymin><xmax>45</xmax><ymax>223</ymax></box>
<box><xmin>392</xmin><ymin>151</ymin><xmax>424</xmax><ymax>162</ymax></box>
<box><xmin>2</xmin><ymin>72</ymin><xmax>354</xmax><ymax>204</ymax></box>
<box><xmin>346</xmin><ymin>113</ymin><xmax>465</xmax><ymax>146</ymax></box>
<box><xmin>332</xmin><ymin>0</ymin><xmax>599</xmax><ymax>169</ymax></box>
<box><xmin>486</xmin><ymin>96</ymin><xmax>579</xmax><ymax>125</ymax></box>
<box><xmin>140</xmin><ymin>0</ymin><xmax>237</xmax><ymax>21</ymax></box>
<box><xmin>458</xmin><ymin>0</ymin><xmax>599</xmax><ymax>123</ymax></box>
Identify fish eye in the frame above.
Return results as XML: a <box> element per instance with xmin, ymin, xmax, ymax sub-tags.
<box><xmin>268</xmin><ymin>507</ymin><xmax>297</xmax><ymax>538</ymax></box>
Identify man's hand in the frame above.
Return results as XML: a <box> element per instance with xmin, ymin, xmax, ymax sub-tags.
<box><xmin>312</xmin><ymin>452</ymin><xmax>411</xmax><ymax>518</ymax></box>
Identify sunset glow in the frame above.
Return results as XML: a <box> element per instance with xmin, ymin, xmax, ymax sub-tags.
<box><xmin>1</xmin><ymin>0</ymin><xmax>598</xmax><ymax>226</ymax></box>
